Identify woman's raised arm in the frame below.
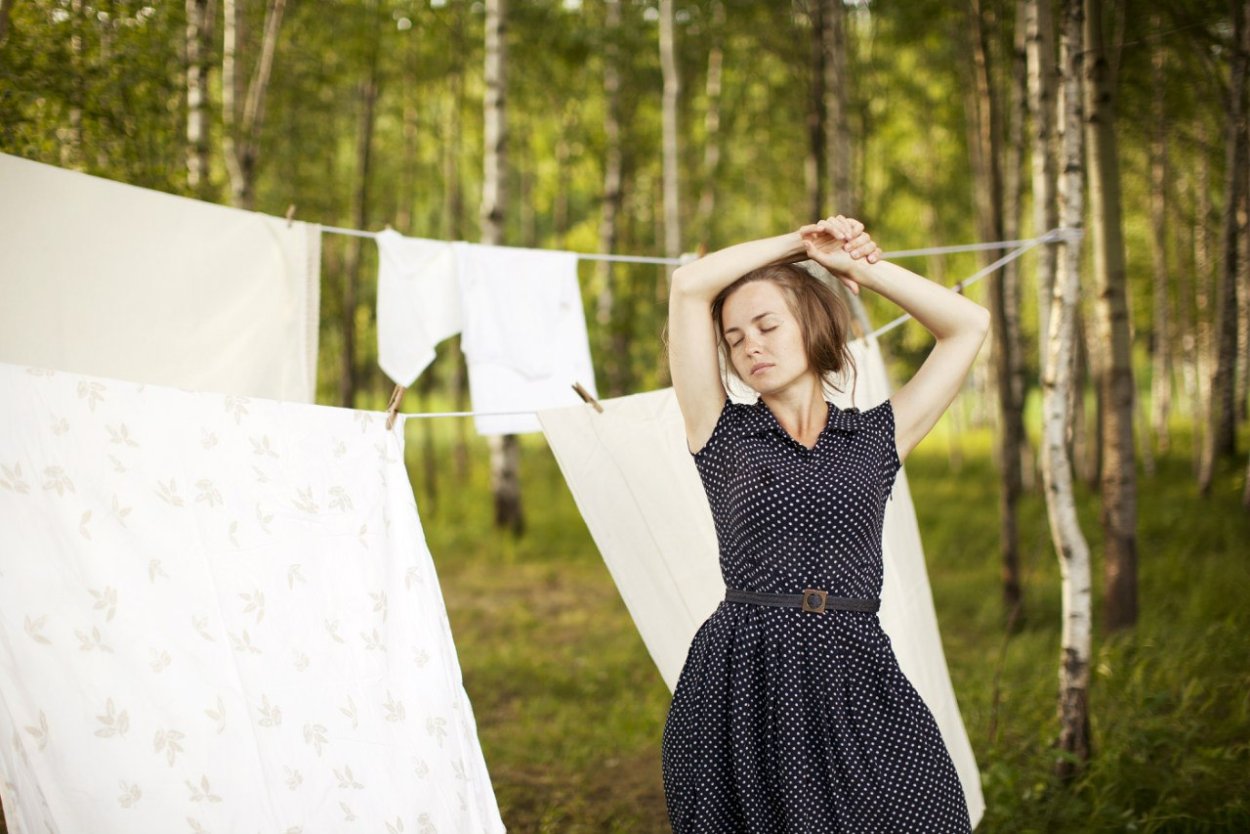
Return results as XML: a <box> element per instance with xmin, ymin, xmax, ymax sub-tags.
<box><xmin>667</xmin><ymin>232</ymin><xmax>807</xmax><ymax>451</ymax></box>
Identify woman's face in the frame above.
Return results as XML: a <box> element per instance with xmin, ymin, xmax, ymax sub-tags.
<box><xmin>721</xmin><ymin>280</ymin><xmax>811</xmax><ymax>395</ymax></box>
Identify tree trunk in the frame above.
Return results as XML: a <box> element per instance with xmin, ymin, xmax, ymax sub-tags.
<box><xmin>1048</xmin><ymin>0</ymin><xmax>1092</xmax><ymax>779</ymax></box>
<box><xmin>1195</xmin><ymin>121</ymin><xmax>1215</xmax><ymax>478</ymax></box>
<box><xmin>694</xmin><ymin>0</ymin><xmax>724</xmax><ymax>247</ymax></box>
<box><xmin>969</xmin><ymin>0</ymin><xmax>1023</xmax><ymax>621</ymax></box>
<box><xmin>222</xmin><ymin>0</ymin><xmax>287</xmax><ymax>210</ymax></box>
<box><xmin>60</xmin><ymin>0</ymin><xmax>84</xmax><ymax>169</ymax></box>
<box><xmin>1027</xmin><ymin>0</ymin><xmax>1059</xmax><ymax>497</ymax></box>
<box><xmin>0</xmin><ymin>0</ymin><xmax>16</xmax><ymax>48</ymax></box>
<box><xmin>443</xmin><ymin>62</ymin><xmax>471</xmax><ymax>481</ymax></box>
<box><xmin>806</xmin><ymin>0</ymin><xmax>827</xmax><ymax>221</ymax></box>
<box><xmin>597</xmin><ymin>0</ymin><xmax>626</xmax><ymax>396</ymax></box>
<box><xmin>482</xmin><ymin>0</ymin><xmax>523</xmax><ymax>534</ymax></box>
<box><xmin>659</xmin><ymin>0</ymin><xmax>682</xmax><ymax>269</ymax></box>
<box><xmin>1148</xmin><ymin>11</ymin><xmax>1172</xmax><ymax>455</ymax></box>
<box><xmin>338</xmin><ymin>8</ymin><xmax>380</xmax><ymax>410</ymax></box>
<box><xmin>185</xmin><ymin>0</ymin><xmax>214</xmax><ymax>197</ymax></box>
<box><xmin>1084</xmin><ymin>0</ymin><xmax>1138</xmax><ymax>631</ymax></box>
<box><xmin>824</xmin><ymin>0</ymin><xmax>853</xmax><ymax>213</ymax></box>
<box><xmin>1201</xmin><ymin>0</ymin><xmax>1249</xmax><ymax>495</ymax></box>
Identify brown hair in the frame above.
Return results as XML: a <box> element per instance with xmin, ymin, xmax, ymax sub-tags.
<box><xmin>710</xmin><ymin>262</ymin><xmax>857</xmax><ymax>395</ymax></box>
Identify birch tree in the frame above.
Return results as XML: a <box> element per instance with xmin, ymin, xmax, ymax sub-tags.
<box><xmin>1149</xmin><ymin>11</ymin><xmax>1172</xmax><ymax>454</ymax></box>
<box><xmin>659</xmin><ymin>0</ymin><xmax>681</xmax><ymax>269</ymax></box>
<box><xmin>185</xmin><ymin>0</ymin><xmax>214</xmax><ymax>196</ymax></box>
<box><xmin>823</xmin><ymin>0</ymin><xmax>853</xmax><ymax>213</ymax></box>
<box><xmin>1084</xmin><ymin>0</ymin><xmax>1137</xmax><ymax>630</ymax></box>
<box><xmin>221</xmin><ymin>0</ymin><xmax>287</xmax><ymax>209</ymax></box>
<box><xmin>482</xmin><ymin>0</ymin><xmax>523</xmax><ymax>533</ymax></box>
<box><xmin>1045</xmin><ymin>0</ymin><xmax>1092</xmax><ymax>779</ymax></box>
<box><xmin>1027</xmin><ymin>0</ymin><xmax>1058</xmax><ymax>373</ymax></box>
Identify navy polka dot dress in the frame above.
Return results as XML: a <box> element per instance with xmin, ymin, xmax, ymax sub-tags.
<box><xmin>661</xmin><ymin>397</ymin><xmax>970</xmax><ymax>833</ymax></box>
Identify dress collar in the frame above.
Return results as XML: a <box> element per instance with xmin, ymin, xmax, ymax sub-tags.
<box><xmin>744</xmin><ymin>397</ymin><xmax>864</xmax><ymax>444</ymax></box>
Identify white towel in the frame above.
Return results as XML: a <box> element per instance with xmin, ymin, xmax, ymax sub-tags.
<box><xmin>536</xmin><ymin>336</ymin><xmax>984</xmax><ymax>828</ymax></box>
<box><xmin>375</xmin><ymin>230</ymin><xmax>462</xmax><ymax>387</ymax></box>
<box><xmin>0</xmin><ymin>362</ymin><xmax>505</xmax><ymax>834</ymax></box>
<box><xmin>455</xmin><ymin>242</ymin><xmax>595</xmax><ymax>435</ymax></box>
<box><xmin>0</xmin><ymin>153</ymin><xmax>321</xmax><ymax>402</ymax></box>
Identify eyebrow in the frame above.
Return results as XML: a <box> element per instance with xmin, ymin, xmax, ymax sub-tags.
<box><xmin>723</xmin><ymin>312</ymin><xmax>778</xmax><ymax>336</ymax></box>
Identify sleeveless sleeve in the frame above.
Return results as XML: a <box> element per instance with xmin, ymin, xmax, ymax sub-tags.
<box><xmin>864</xmin><ymin>399</ymin><xmax>903</xmax><ymax>499</ymax></box>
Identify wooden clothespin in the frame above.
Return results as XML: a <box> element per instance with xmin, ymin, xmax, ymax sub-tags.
<box><xmin>572</xmin><ymin>381</ymin><xmax>603</xmax><ymax>413</ymax></box>
<box><xmin>385</xmin><ymin>384</ymin><xmax>405</xmax><ymax>430</ymax></box>
<box><xmin>285</xmin><ymin>204</ymin><xmax>297</xmax><ymax>228</ymax></box>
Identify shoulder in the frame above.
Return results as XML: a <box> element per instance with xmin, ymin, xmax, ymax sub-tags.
<box><xmin>689</xmin><ymin>398</ymin><xmax>759</xmax><ymax>458</ymax></box>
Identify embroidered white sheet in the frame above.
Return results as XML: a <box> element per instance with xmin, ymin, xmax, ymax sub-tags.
<box><xmin>0</xmin><ymin>153</ymin><xmax>321</xmax><ymax>403</ymax></box>
<box><xmin>0</xmin><ymin>362</ymin><xmax>504</xmax><ymax>834</ymax></box>
<box><xmin>536</xmin><ymin>336</ymin><xmax>985</xmax><ymax>827</ymax></box>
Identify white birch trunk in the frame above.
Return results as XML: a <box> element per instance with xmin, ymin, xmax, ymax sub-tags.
<box><xmin>659</xmin><ymin>0</ymin><xmax>681</xmax><ymax>270</ymax></box>
<box><xmin>1047</xmin><ymin>0</ymin><xmax>1092</xmax><ymax>779</ymax></box>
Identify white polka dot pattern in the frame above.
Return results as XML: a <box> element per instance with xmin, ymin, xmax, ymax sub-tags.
<box><xmin>661</xmin><ymin>397</ymin><xmax>970</xmax><ymax>833</ymax></box>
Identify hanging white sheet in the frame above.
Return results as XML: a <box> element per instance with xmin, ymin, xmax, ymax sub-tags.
<box><xmin>0</xmin><ymin>362</ymin><xmax>504</xmax><ymax>834</ymax></box>
<box><xmin>375</xmin><ymin>230</ymin><xmax>462</xmax><ymax>387</ymax></box>
<box><xmin>455</xmin><ymin>242</ymin><xmax>596</xmax><ymax>436</ymax></box>
<box><xmin>537</xmin><ymin>335</ymin><xmax>985</xmax><ymax>827</ymax></box>
<box><xmin>0</xmin><ymin>153</ymin><xmax>321</xmax><ymax>402</ymax></box>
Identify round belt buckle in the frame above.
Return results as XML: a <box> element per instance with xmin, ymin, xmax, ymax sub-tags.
<box><xmin>801</xmin><ymin>588</ymin><xmax>827</xmax><ymax>614</ymax></box>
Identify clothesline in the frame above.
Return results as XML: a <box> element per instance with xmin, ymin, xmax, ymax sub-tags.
<box><xmin>320</xmin><ymin>224</ymin><xmax>1081</xmax><ymax>265</ymax></box>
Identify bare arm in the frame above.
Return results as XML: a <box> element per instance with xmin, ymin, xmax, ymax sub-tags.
<box><xmin>668</xmin><ymin>233</ymin><xmax>809</xmax><ymax>451</ymax></box>
<box><xmin>802</xmin><ymin>220</ymin><xmax>991</xmax><ymax>460</ymax></box>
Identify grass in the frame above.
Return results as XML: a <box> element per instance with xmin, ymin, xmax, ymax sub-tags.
<box><xmin>407</xmin><ymin>405</ymin><xmax>1250</xmax><ymax>833</ymax></box>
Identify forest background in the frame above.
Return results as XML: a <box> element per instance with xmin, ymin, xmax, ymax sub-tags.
<box><xmin>2</xmin><ymin>0</ymin><xmax>1249</xmax><ymax>831</ymax></box>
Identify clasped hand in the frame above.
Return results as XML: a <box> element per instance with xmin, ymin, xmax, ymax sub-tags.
<box><xmin>798</xmin><ymin>215</ymin><xmax>881</xmax><ymax>296</ymax></box>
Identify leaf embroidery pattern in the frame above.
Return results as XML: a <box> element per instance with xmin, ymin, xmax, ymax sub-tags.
<box><xmin>334</xmin><ymin>764</ymin><xmax>364</xmax><ymax>790</ymax></box>
<box><xmin>451</xmin><ymin>759</ymin><xmax>468</xmax><ymax>782</ymax></box>
<box><xmin>90</xmin><ymin>586</ymin><xmax>118</xmax><ymax>621</ymax></box>
<box><xmin>153</xmin><ymin>728</ymin><xmax>185</xmax><ymax>766</ymax></box>
<box><xmin>287</xmin><ymin>564</ymin><xmax>306</xmax><ymax>589</ymax></box>
<box><xmin>229</xmin><ymin>521</ymin><xmax>239</xmax><ymax>548</ymax></box>
<box><xmin>94</xmin><ymin>698</ymin><xmax>130</xmax><ymax>737</ymax></box>
<box><xmin>426</xmin><ymin>716</ymin><xmax>447</xmax><ymax>748</ymax></box>
<box><xmin>339</xmin><ymin>696</ymin><xmax>358</xmax><ymax>730</ymax></box>
<box><xmin>332</xmin><ymin>440</ymin><xmax>347</xmax><ymax>458</ymax></box>
<box><xmin>412</xmin><ymin>757</ymin><xmax>430</xmax><ymax>779</ymax></box>
<box><xmin>358</xmin><ymin>523</ymin><xmax>369</xmax><ymax>549</ymax></box>
<box><xmin>293</xmin><ymin>650</ymin><xmax>310</xmax><ymax>672</ymax></box>
<box><xmin>149</xmin><ymin>560</ymin><xmax>169</xmax><ymax>582</ymax></box>
<box><xmin>371</xmin><ymin>591</ymin><xmax>388</xmax><ymax>622</ymax></box>
<box><xmin>155</xmin><ymin>479</ymin><xmax>184</xmax><ymax>507</ymax></box>
<box><xmin>292</xmin><ymin>486</ymin><xmax>319</xmax><ymax>515</ymax></box>
<box><xmin>187</xmin><ymin>816</ymin><xmax>209</xmax><ymax>834</ymax></box>
<box><xmin>204</xmin><ymin>697</ymin><xmax>227</xmax><ymax>735</ymax></box>
<box><xmin>340</xmin><ymin>802</ymin><xmax>357</xmax><ymax>822</ymax></box>
<box><xmin>192</xmin><ymin>615</ymin><xmax>215</xmax><ymax>642</ymax></box>
<box><xmin>77</xmin><ymin>380</ymin><xmax>105</xmax><ymax>411</ymax></box>
<box><xmin>405</xmin><ymin>566</ymin><xmax>422</xmax><ymax>590</ymax></box>
<box><xmin>75</xmin><ymin>626</ymin><xmax>114</xmax><ymax>653</ymax></box>
<box><xmin>117</xmin><ymin>780</ymin><xmax>142</xmax><ymax>808</ymax></box>
<box><xmin>186</xmin><ymin>774</ymin><xmax>222</xmax><ymax>803</ymax></box>
<box><xmin>112</xmin><ymin>495</ymin><xmax>132</xmax><ymax>527</ymax></box>
<box><xmin>375</xmin><ymin>441</ymin><xmax>396</xmax><ymax>464</ymax></box>
<box><xmin>324</xmin><ymin>620</ymin><xmax>344</xmax><ymax>644</ymax></box>
<box><xmin>108</xmin><ymin>454</ymin><xmax>127</xmax><ymax>474</ymax></box>
<box><xmin>79</xmin><ymin>510</ymin><xmax>92</xmax><ymax>540</ymax></box>
<box><xmin>383</xmin><ymin>691</ymin><xmax>406</xmax><ymax>723</ymax></box>
<box><xmin>201</xmin><ymin>429</ymin><xmax>219</xmax><ymax>450</ymax></box>
<box><xmin>24</xmin><ymin>615</ymin><xmax>51</xmax><ymax>645</ymax></box>
<box><xmin>303</xmin><ymin>723</ymin><xmax>328</xmax><ymax>756</ymax></box>
<box><xmin>50</xmin><ymin>416</ymin><xmax>69</xmax><ymax>436</ymax></box>
<box><xmin>252</xmin><ymin>466</ymin><xmax>271</xmax><ymax>484</ymax></box>
<box><xmin>361</xmin><ymin>628</ymin><xmax>384</xmax><ymax>652</ymax></box>
<box><xmin>194</xmin><ymin>479</ymin><xmax>222</xmax><ymax>508</ymax></box>
<box><xmin>239</xmin><ymin>590</ymin><xmax>265</xmax><ymax>624</ymax></box>
<box><xmin>284</xmin><ymin>767</ymin><xmax>303</xmax><ymax>790</ymax></box>
<box><xmin>23</xmin><ymin>711</ymin><xmax>48</xmax><ymax>751</ymax></box>
<box><xmin>412</xmin><ymin>648</ymin><xmax>430</xmax><ymax>668</ymax></box>
<box><xmin>250</xmin><ymin>435</ymin><xmax>280</xmax><ymax>458</ymax></box>
<box><xmin>257</xmin><ymin>695</ymin><xmax>282</xmax><ymax>728</ymax></box>
<box><xmin>106</xmin><ymin>424</ymin><xmax>139</xmax><ymax>447</ymax></box>
<box><xmin>229</xmin><ymin>629</ymin><xmax>262</xmax><ymax>655</ymax></box>
<box><xmin>1</xmin><ymin>463</ymin><xmax>31</xmax><ymax>493</ymax></box>
<box><xmin>224</xmin><ymin>394</ymin><xmax>250</xmax><ymax>424</ymax></box>
<box><xmin>353</xmin><ymin>411</ymin><xmax>372</xmax><ymax>433</ymax></box>
<box><xmin>418</xmin><ymin>813</ymin><xmax>437</xmax><ymax>834</ymax></box>
<box><xmin>42</xmin><ymin>466</ymin><xmax>75</xmax><ymax>497</ymax></box>
<box><xmin>150</xmin><ymin>648</ymin><xmax>172</xmax><ymax>672</ymax></box>
<box><xmin>256</xmin><ymin>503</ymin><xmax>274</xmax><ymax>534</ymax></box>
<box><xmin>386</xmin><ymin>817</ymin><xmax>406</xmax><ymax>834</ymax></box>
<box><xmin>328</xmin><ymin>486</ymin><xmax>352</xmax><ymax>512</ymax></box>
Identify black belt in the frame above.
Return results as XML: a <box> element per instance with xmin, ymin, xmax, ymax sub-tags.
<box><xmin>725</xmin><ymin>587</ymin><xmax>880</xmax><ymax>614</ymax></box>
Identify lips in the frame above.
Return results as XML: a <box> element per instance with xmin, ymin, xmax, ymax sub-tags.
<box><xmin>750</xmin><ymin>362</ymin><xmax>773</xmax><ymax>375</ymax></box>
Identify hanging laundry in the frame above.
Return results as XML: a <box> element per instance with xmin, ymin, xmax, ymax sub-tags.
<box><xmin>0</xmin><ymin>153</ymin><xmax>321</xmax><ymax>402</ymax></box>
<box><xmin>455</xmin><ymin>242</ymin><xmax>595</xmax><ymax>435</ymax></box>
<box><xmin>0</xmin><ymin>362</ymin><xmax>505</xmax><ymax>834</ymax></box>
<box><xmin>536</xmin><ymin>336</ymin><xmax>984</xmax><ymax>827</ymax></box>
<box><xmin>375</xmin><ymin>230</ymin><xmax>462</xmax><ymax>387</ymax></box>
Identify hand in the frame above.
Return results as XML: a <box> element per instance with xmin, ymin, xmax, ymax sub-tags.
<box><xmin>798</xmin><ymin>215</ymin><xmax>881</xmax><ymax>295</ymax></box>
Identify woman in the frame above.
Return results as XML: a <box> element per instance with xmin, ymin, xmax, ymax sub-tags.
<box><xmin>662</xmin><ymin>215</ymin><xmax>987</xmax><ymax>833</ymax></box>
